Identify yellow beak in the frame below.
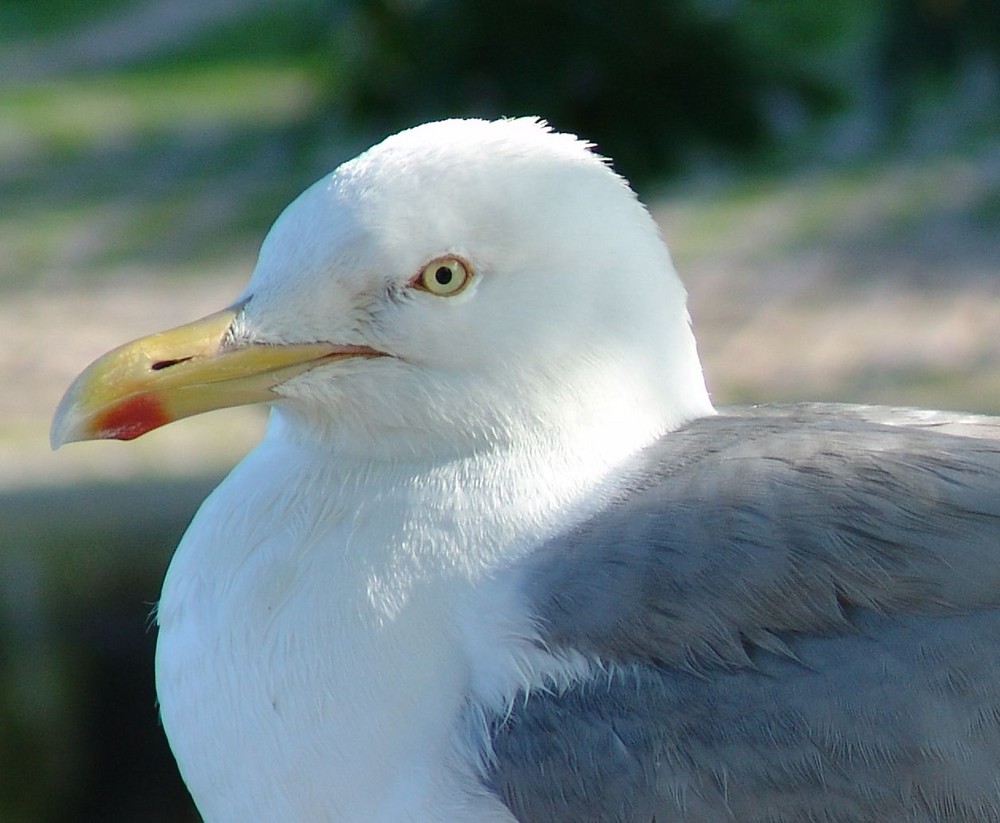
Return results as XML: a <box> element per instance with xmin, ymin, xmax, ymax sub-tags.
<box><xmin>51</xmin><ymin>300</ymin><xmax>383</xmax><ymax>447</ymax></box>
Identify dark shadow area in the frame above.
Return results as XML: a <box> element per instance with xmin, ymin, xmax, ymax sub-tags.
<box><xmin>1</xmin><ymin>477</ymin><xmax>222</xmax><ymax>822</ymax></box>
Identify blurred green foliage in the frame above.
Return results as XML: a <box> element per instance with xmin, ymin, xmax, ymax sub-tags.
<box><xmin>880</xmin><ymin>0</ymin><xmax>1000</xmax><ymax>125</ymax></box>
<box><xmin>332</xmin><ymin>0</ymin><xmax>997</xmax><ymax>180</ymax></box>
<box><xmin>336</xmin><ymin>0</ymin><xmax>845</xmax><ymax>180</ymax></box>
<box><xmin>0</xmin><ymin>0</ymin><xmax>129</xmax><ymax>38</ymax></box>
<box><xmin>3</xmin><ymin>0</ymin><xmax>996</xmax><ymax>186</ymax></box>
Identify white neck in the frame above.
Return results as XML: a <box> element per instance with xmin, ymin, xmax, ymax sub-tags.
<box><xmin>154</xmin><ymin>397</ymin><xmax>691</xmax><ymax>821</ymax></box>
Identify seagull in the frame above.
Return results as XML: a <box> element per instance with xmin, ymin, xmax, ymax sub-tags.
<box><xmin>52</xmin><ymin>117</ymin><xmax>1000</xmax><ymax>822</ymax></box>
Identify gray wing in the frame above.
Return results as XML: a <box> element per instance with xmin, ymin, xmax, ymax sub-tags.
<box><xmin>485</xmin><ymin>404</ymin><xmax>1000</xmax><ymax>822</ymax></box>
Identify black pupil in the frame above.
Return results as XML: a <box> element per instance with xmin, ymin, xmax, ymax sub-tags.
<box><xmin>434</xmin><ymin>266</ymin><xmax>453</xmax><ymax>286</ymax></box>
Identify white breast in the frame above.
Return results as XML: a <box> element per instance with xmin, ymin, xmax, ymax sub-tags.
<box><xmin>154</xmin><ymin>425</ymin><xmax>611</xmax><ymax>822</ymax></box>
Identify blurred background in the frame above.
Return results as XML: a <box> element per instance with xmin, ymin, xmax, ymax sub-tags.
<box><xmin>1</xmin><ymin>0</ymin><xmax>998</xmax><ymax>819</ymax></box>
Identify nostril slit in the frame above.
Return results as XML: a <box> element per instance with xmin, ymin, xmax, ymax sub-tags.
<box><xmin>151</xmin><ymin>357</ymin><xmax>193</xmax><ymax>371</ymax></box>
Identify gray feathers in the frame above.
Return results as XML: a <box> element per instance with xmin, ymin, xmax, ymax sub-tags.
<box><xmin>486</xmin><ymin>405</ymin><xmax>1000</xmax><ymax>821</ymax></box>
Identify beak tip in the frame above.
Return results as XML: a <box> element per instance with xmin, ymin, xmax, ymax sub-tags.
<box><xmin>49</xmin><ymin>435</ymin><xmax>73</xmax><ymax>451</ymax></box>
<box><xmin>50</xmin><ymin>395</ymin><xmax>84</xmax><ymax>450</ymax></box>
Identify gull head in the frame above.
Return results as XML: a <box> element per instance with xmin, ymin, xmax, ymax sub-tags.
<box><xmin>51</xmin><ymin>118</ymin><xmax>712</xmax><ymax>460</ymax></box>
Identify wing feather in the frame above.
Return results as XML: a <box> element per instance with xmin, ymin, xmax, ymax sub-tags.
<box><xmin>486</xmin><ymin>405</ymin><xmax>1000</xmax><ymax>822</ymax></box>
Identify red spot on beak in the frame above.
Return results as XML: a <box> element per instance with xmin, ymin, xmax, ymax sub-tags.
<box><xmin>95</xmin><ymin>394</ymin><xmax>170</xmax><ymax>441</ymax></box>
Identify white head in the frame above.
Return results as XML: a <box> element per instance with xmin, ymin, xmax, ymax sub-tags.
<box><xmin>53</xmin><ymin>118</ymin><xmax>713</xmax><ymax>463</ymax></box>
<box><xmin>238</xmin><ymin>118</ymin><xmax>712</xmax><ymax>458</ymax></box>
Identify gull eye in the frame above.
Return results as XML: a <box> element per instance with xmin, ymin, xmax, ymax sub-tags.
<box><xmin>414</xmin><ymin>256</ymin><xmax>472</xmax><ymax>296</ymax></box>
